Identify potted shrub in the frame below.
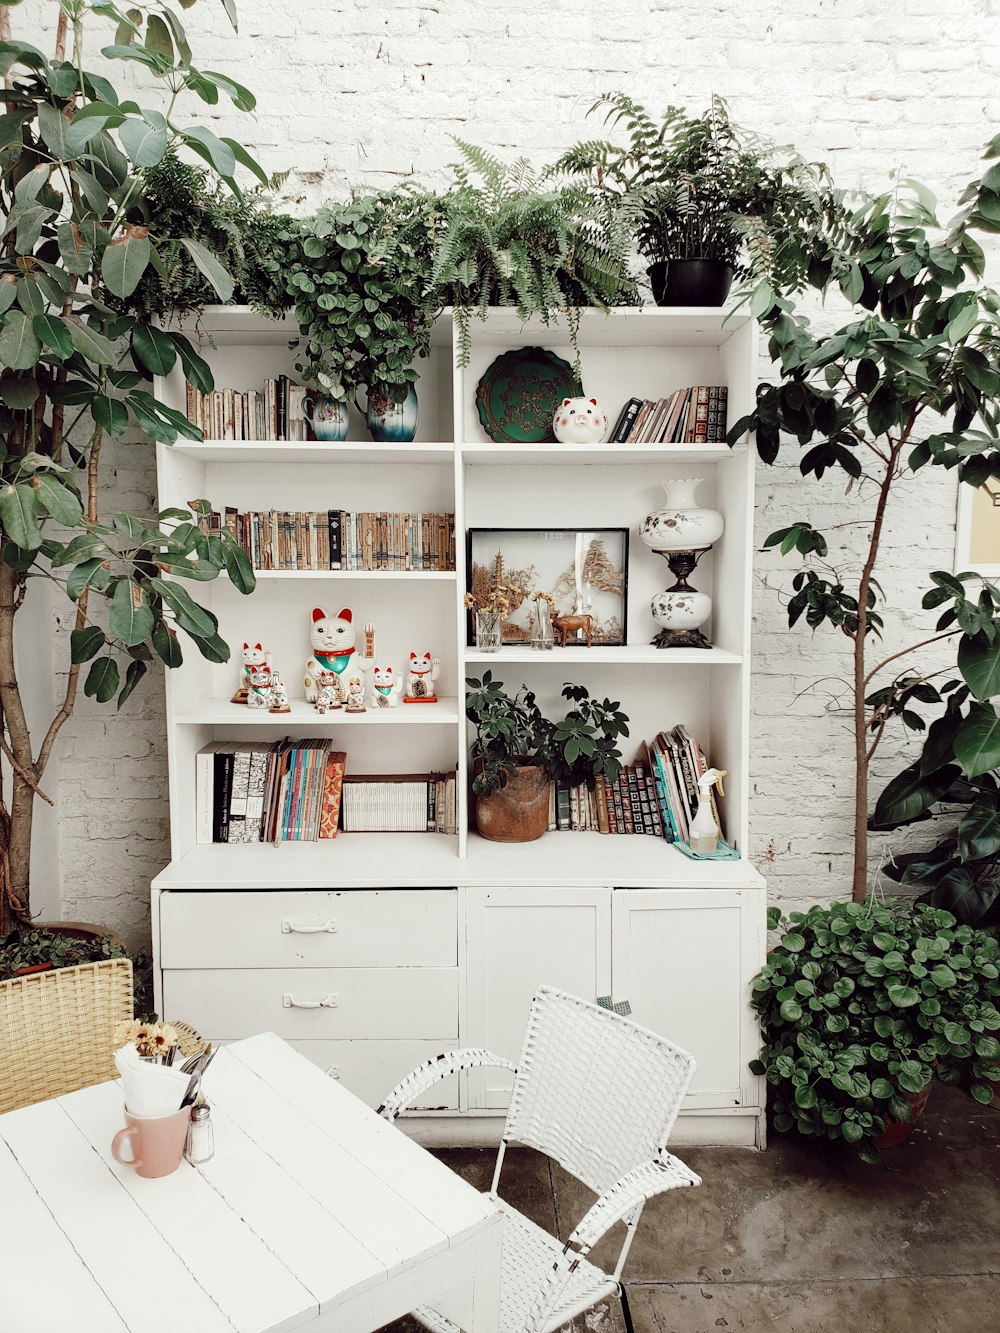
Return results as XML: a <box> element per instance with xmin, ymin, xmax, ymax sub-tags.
<box><xmin>269</xmin><ymin>187</ymin><xmax>445</xmax><ymax>441</ymax></box>
<box><xmin>556</xmin><ymin>93</ymin><xmax>826</xmax><ymax>306</ymax></box>
<box><xmin>465</xmin><ymin>673</ymin><xmax>629</xmax><ymax>842</ymax></box>
<box><xmin>750</xmin><ymin>899</ymin><xmax>1000</xmax><ymax>1162</ymax></box>
<box><xmin>432</xmin><ymin>141</ymin><xmax>638</xmax><ymax>370</ymax></box>
<box><xmin>0</xmin><ymin>0</ymin><xmax>261</xmax><ymax>938</ymax></box>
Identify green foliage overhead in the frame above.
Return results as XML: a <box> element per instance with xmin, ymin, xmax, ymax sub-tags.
<box><xmin>465</xmin><ymin>672</ymin><xmax>629</xmax><ymax>798</ymax></box>
<box><xmin>751</xmin><ymin>900</ymin><xmax>1000</xmax><ymax>1161</ymax></box>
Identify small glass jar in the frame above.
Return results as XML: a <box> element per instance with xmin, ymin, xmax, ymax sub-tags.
<box><xmin>476</xmin><ymin>609</ymin><xmax>502</xmax><ymax>653</ymax></box>
<box><xmin>531</xmin><ymin>598</ymin><xmax>554</xmax><ymax>650</ymax></box>
<box><xmin>184</xmin><ymin>1100</ymin><xmax>215</xmax><ymax>1165</ymax></box>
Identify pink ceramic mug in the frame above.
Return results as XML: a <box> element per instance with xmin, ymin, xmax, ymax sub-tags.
<box><xmin>111</xmin><ymin>1106</ymin><xmax>192</xmax><ymax>1178</ymax></box>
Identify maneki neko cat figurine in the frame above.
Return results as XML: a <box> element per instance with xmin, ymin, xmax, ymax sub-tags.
<box><xmin>246</xmin><ymin>661</ymin><xmax>274</xmax><ymax>709</ymax></box>
<box><xmin>345</xmin><ymin>674</ymin><xmax>367</xmax><ymax>713</ymax></box>
<box><xmin>368</xmin><ymin>664</ymin><xmax>401</xmax><ymax>709</ymax></box>
<box><xmin>304</xmin><ymin>607</ymin><xmax>374</xmax><ymax>705</ymax></box>
<box><xmin>269</xmin><ymin>675</ymin><xmax>291</xmax><ymax>714</ymax></box>
<box><xmin>313</xmin><ymin>670</ymin><xmax>340</xmax><ymax>714</ymax></box>
<box><xmin>403</xmin><ymin>650</ymin><xmax>440</xmax><ymax>703</ymax></box>
<box><xmin>232</xmin><ymin>641</ymin><xmax>270</xmax><ymax>704</ymax></box>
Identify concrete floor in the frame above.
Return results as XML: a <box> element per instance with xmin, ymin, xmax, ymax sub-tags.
<box><xmin>380</xmin><ymin>1084</ymin><xmax>1000</xmax><ymax>1333</ymax></box>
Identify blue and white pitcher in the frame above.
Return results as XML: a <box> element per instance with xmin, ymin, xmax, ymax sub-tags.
<box><xmin>302</xmin><ymin>394</ymin><xmax>349</xmax><ymax>442</ymax></box>
<box><xmin>356</xmin><ymin>386</ymin><xmax>418</xmax><ymax>443</ymax></box>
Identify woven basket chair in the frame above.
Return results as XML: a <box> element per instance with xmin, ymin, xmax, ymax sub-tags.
<box><xmin>0</xmin><ymin>958</ymin><xmax>133</xmax><ymax>1113</ymax></box>
<box><xmin>378</xmin><ymin>985</ymin><xmax>701</xmax><ymax>1333</ymax></box>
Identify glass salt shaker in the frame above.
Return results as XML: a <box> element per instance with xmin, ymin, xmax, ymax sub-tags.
<box><xmin>185</xmin><ymin>1097</ymin><xmax>215</xmax><ymax>1164</ymax></box>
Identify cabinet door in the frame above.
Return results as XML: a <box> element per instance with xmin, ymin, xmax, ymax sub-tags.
<box><xmin>612</xmin><ymin>889</ymin><xmax>763</xmax><ymax>1109</ymax></box>
<box><xmin>465</xmin><ymin>886</ymin><xmax>612</xmax><ymax>1109</ymax></box>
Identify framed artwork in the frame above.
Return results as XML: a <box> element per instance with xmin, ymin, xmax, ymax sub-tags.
<box><xmin>467</xmin><ymin>527</ymin><xmax>629</xmax><ymax>645</ymax></box>
<box><xmin>956</xmin><ymin>482</ymin><xmax>1000</xmax><ymax>577</ymax></box>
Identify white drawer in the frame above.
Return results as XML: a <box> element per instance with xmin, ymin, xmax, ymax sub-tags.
<box><xmin>285</xmin><ymin>1039</ymin><xmax>460</xmax><ymax>1111</ymax></box>
<box><xmin>162</xmin><ymin>967</ymin><xmax>458</xmax><ymax>1041</ymax></box>
<box><xmin>159</xmin><ymin>889</ymin><xmax>457</xmax><ymax>969</ymax></box>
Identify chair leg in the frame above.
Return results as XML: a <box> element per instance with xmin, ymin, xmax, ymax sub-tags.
<box><xmin>620</xmin><ymin>1284</ymin><xmax>636</xmax><ymax>1333</ymax></box>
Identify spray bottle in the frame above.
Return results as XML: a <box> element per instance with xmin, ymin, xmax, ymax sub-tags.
<box><xmin>689</xmin><ymin>768</ymin><xmax>727</xmax><ymax>854</ymax></box>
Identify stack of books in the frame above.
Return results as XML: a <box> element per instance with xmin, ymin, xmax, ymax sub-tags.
<box><xmin>186</xmin><ymin>378</ymin><xmax>308</xmax><ymax>442</ymax></box>
<box><xmin>609</xmin><ymin>386</ymin><xmax>728</xmax><ymax>444</ymax></box>
<box><xmin>197</xmin><ymin>741</ymin><xmax>346</xmax><ymax>844</ymax></box>
<box><xmin>341</xmin><ymin>773</ymin><xmax>457</xmax><ymax>833</ymax></box>
<box><xmin>645</xmin><ymin>726</ymin><xmax>722</xmax><ymax>845</ymax></box>
<box><xmin>197</xmin><ymin>508</ymin><xmax>456</xmax><ymax>572</ymax></box>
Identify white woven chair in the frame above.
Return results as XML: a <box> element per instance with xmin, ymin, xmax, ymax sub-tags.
<box><xmin>377</xmin><ymin>985</ymin><xmax>700</xmax><ymax>1333</ymax></box>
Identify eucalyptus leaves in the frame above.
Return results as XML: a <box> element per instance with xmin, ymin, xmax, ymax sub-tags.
<box><xmin>751</xmin><ymin>900</ymin><xmax>1000</xmax><ymax>1162</ymax></box>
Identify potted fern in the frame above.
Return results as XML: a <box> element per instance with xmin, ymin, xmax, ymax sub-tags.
<box><xmin>556</xmin><ymin>94</ymin><xmax>825</xmax><ymax>306</ymax></box>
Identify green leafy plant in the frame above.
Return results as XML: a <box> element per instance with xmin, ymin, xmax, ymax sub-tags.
<box><xmin>739</xmin><ymin>143</ymin><xmax>1000</xmax><ymax>903</ymax></box>
<box><xmin>465</xmin><ymin>672</ymin><xmax>629</xmax><ymax>798</ymax></box>
<box><xmin>433</xmin><ymin>141</ymin><xmax>638</xmax><ymax>368</ymax></box>
<box><xmin>750</xmin><ymin>899</ymin><xmax>1000</xmax><ymax>1162</ymax></box>
<box><xmin>0</xmin><ymin>0</ymin><xmax>262</xmax><ymax>933</ymax></box>
<box><xmin>270</xmin><ymin>187</ymin><xmax>444</xmax><ymax>412</ymax></box>
<box><xmin>122</xmin><ymin>149</ymin><xmax>292</xmax><ymax>321</ymax></box>
<box><xmin>555</xmin><ymin>93</ymin><xmax>827</xmax><ymax>288</ymax></box>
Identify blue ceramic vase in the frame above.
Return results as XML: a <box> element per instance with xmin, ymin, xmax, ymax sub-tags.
<box><xmin>302</xmin><ymin>394</ymin><xmax>349</xmax><ymax>442</ymax></box>
<box><xmin>360</xmin><ymin>387</ymin><xmax>418</xmax><ymax>443</ymax></box>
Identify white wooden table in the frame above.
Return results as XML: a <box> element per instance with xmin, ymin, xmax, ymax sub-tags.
<box><xmin>0</xmin><ymin>1032</ymin><xmax>501</xmax><ymax>1333</ymax></box>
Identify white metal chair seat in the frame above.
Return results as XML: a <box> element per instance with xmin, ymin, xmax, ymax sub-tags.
<box><xmin>379</xmin><ymin>987</ymin><xmax>702</xmax><ymax>1333</ymax></box>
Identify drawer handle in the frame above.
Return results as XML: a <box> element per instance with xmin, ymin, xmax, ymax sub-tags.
<box><xmin>282</xmin><ymin>993</ymin><xmax>338</xmax><ymax>1009</ymax></box>
<box><xmin>281</xmin><ymin>919</ymin><xmax>338</xmax><ymax>935</ymax></box>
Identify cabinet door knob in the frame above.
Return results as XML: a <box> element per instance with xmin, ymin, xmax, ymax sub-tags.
<box><xmin>282</xmin><ymin>993</ymin><xmax>338</xmax><ymax>1009</ymax></box>
<box><xmin>281</xmin><ymin>919</ymin><xmax>338</xmax><ymax>935</ymax></box>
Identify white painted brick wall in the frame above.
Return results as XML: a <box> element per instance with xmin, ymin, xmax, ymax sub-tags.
<box><xmin>24</xmin><ymin>0</ymin><xmax>1000</xmax><ymax>945</ymax></box>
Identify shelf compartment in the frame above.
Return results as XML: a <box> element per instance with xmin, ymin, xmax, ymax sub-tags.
<box><xmin>464</xmin><ymin>646</ymin><xmax>742</xmax><ymax>665</ymax></box>
<box><xmin>167</xmin><ymin>441</ymin><xmax>456</xmax><ymax>465</ymax></box>
<box><xmin>465</xmin><ymin>306</ymin><xmax>752</xmax><ymax>349</ymax></box>
<box><xmin>173</xmin><ymin>697</ymin><xmax>461</xmax><ymax>725</ymax></box>
<box><xmin>461</xmin><ymin>442</ymin><xmax>745</xmax><ymax>466</ymax></box>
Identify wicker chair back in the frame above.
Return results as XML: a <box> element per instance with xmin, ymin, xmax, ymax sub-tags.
<box><xmin>504</xmin><ymin>986</ymin><xmax>697</xmax><ymax>1195</ymax></box>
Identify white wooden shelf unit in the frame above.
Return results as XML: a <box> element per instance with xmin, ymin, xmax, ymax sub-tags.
<box><xmin>151</xmin><ymin>306</ymin><xmax>766</xmax><ymax>1148</ymax></box>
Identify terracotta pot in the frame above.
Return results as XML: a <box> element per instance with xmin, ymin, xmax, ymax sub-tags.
<box><xmin>10</xmin><ymin>921</ymin><xmax>127</xmax><ymax>977</ymax></box>
<box><xmin>873</xmin><ymin>1082</ymin><xmax>933</xmax><ymax>1149</ymax></box>
<box><xmin>475</xmin><ymin>765</ymin><xmax>550</xmax><ymax>843</ymax></box>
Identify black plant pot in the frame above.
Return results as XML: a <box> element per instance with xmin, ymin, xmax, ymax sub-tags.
<box><xmin>648</xmin><ymin>259</ymin><xmax>734</xmax><ymax>308</ymax></box>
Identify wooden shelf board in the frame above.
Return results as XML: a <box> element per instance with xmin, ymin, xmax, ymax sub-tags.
<box><xmin>173</xmin><ymin>697</ymin><xmax>461</xmax><ymax>726</ymax></box>
<box><xmin>464</xmin><ymin>645</ymin><xmax>743</xmax><ymax>666</ymax></box>
<box><xmin>152</xmin><ymin>832</ymin><xmax>764</xmax><ymax>892</ymax></box>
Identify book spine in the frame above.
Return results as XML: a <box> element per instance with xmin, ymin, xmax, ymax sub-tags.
<box><xmin>213</xmin><ymin>750</ymin><xmax>233</xmax><ymax>843</ymax></box>
<box><xmin>694</xmin><ymin>385</ymin><xmax>711</xmax><ymax>444</ymax></box>
<box><xmin>624</xmin><ymin>400</ymin><xmax>652</xmax><ymax>443</ymax></box>
<box><xmin>276</xmin><ymin>374</ymin><xmax>288</xmax><ymax>441</ymax></box>
<box><xmin>610</xmin><ymin>772</ymin><xmax>627</xmax><ymax>833</ymax></box>
<box><xmin>595</xmin><ymin>776</ymin><xmax>610</xmax><ymax>834</ymax></box>
<box><xmin>626</xmin><ymin>765</ymin><xmax>643</xmax><ymax>832</ymax></box>
<box><xmin>611</xmin><ymin>396</ymin><xmax>643</xmax><ymax>442</ymax></box>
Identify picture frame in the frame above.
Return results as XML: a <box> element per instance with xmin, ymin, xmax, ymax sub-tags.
<box><xmin>955</xmin><ymin>481</ymin><xmax>1000</xmax><ymax>577</ymax></box>
<box><xmin>466</xmin><ymin>527</ymin><xmax>629</xmax><ymax>646</ymax></box>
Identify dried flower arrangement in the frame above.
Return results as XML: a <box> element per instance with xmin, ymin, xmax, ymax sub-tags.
<box><xmin>114</xmin><ymin>1019</ymin><xmax>180</xmax><ymax>1064</ymax></box>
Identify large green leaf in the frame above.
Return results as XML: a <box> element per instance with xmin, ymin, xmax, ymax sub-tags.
<box><xmin>32</xmin><ymin>313</ymin><xmax>73</xmax><ymax>359</ymax></box>
<box><xmin>0</xmin><ymin>482</ymin><xmax>41</xmax><ymax>549</ymax></box>
<box><xmin>871</xmin><ymin>761</ymin><xmax>961</xmax><ymax>828</ymax></box>
<box><xmin>959</xmin><ymin>630</ymin><xmax>1000</xmax><ymax>701</ymax></box>
<box><xmin>117</xmin><ymin>657</ymin><xmax>147</xmax><ymax>709</ymax></box>
<box><xmin>91</xmin><ymin>394</ymin><xmax>129</xmax><ymax>436</ymax></box>
<box><xmin>65</xmin><ymin>102</ymin><xmax>125</xmax><ymax>156</ymax></box>
<box><xmin>57</xmin><ymin>222</ymin><xmax>94</xmax><ymax>277</ymax></box>
<box><xmin>954</xmin><ymin>701</ymin><xmax>1000</xmax><ymax>777</ymax></box>
<box><xmin>958</xmin><ymin>799</ymin><xmax>1000</xmax><ymax>861</ymax></box>
<box><xmin>101</xmin><ymin>231</ymin><xmax>151</xmax><ymax>299</ymax></box>
<box><xmin>151</xmin><ymin>618</ymin><xmax>183</xmax><ymax>668</ymax></box>
<box><xmin>36</xmin><ymin>102</ymin><xmax>68</xmax><ymax>159</ymax></box>
<box><xmin>180</xmin><ymin>126</ymin><xmax>236</xmax><ymax>178</ymax></box>
<box><xmin>170</xmin><ymin>333</ymin><xmax>213</xmax><ymax>394</ymax></box>
<box><xmin>180</xmin><ymin>238</ymin><xmax>233</xmax><ymax>303</ymax></box>
<box><xmin>118</xmin><ymin>115</ymin><xmax>168</xmax><ymax>168</ymax></box>
<box><xmin>0</xmin><ymin>310</ymin><xmax>41</xmax><ymax>370</ymax></box>
<box><xmin>66</xmin><ymin>318</ymin><xmax>117</xmax><ymax>366</ymax></box>
<box><xmin>131</xmin><ymin>323</ymin><xmax>176</xmax><ymax>375</ymax></box>
<box><xmin>70</xmin><ymin>625</ymin><xmax>105</xmax><ymax>663</ymax></box>
<box><xmin>33</xmin><ymin>473</ymin><xmax>83</xmax><ymax>526</ymax></box>
<box><xmin>221</xmin><ymin>537</ymin><xmax>255</xmax><ymax>593</ymax></box>
<box><xmin>149</xmin><ymin>576</ymin><xmax>216</xmax><ymax>637</ymax></box>
<box><xmin>920</xmin><ymin>708</ymin><xmax>963</xmax><ymax>776</ymax></box>
<box><xmin>66</xmin><ymin>557</ymin><xmax>110</xmax><ymax>601</ymax></box>
<box><xmin>84</xmin><ymin>656</ymin><xmax>119</xmax><ymax>703</ymax></box>
<box><xmin>110</xmin><ymin>577</ymin><xmax>154</xmax><ymax>646</ymax></box>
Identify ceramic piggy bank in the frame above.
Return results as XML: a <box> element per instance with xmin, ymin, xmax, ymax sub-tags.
<box><xmin>552</xmin><ymin>396</ymin><xmax>608</xmax><ymax>444</ymax></box>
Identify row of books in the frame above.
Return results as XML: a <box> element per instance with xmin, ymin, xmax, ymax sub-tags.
<box><xmin>199</xmin><ymin>508</ymin><xmax>456</xmax><ymax>572</ymax></box>
<box><xmin>197</xmin><ymin>742</ymin><xmax>458</xmax><ymax>842</ymax></box>
<box><xmin>341</xmin><ymin>773</ymin><xmax>458</xmax><ymax>834</ymax></box>
<box><xmin>542</xmin><ymin>726</ymin><xmax>722</xmax><ymax>843</ymax></box>
<box><xmin>186</xmin><ymin>378</ymin><xmax>309</xmax><ymax>442</ymax></box>
<box><xmin>609</xmin><ymin>386</ymin><xmax>728</xmax><ymax>445</ymax></box>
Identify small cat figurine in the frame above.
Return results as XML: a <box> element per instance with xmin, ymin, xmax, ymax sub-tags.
<box><xmin>304</xmin><ymin>607</ymin><xmax>374</xmax><ymax>703</ymax></box>
<box><xmin>314</xmin><ymin>669</ymin><xmax>340</xmax><ymax>714</ymax></box>
<box><xmin>344</xmin><ymin>674</ymin><xmax>367</xmax><ymax>713</ymax></box>
<box><xmin>369</xmin><ymin>664</ymin><xmax>401</xmax><ymax>709</ymax></box>
<box><xmin>269</xmin><ymin>675</ymin><xmax>291</xmax><ymax>714</ymax></box>
<box><xmin>246</xmin><ymin>661</ymin><xmax>273</xmax><ymax>709</ymax></box>
<box><xmin>233</xmin><ymin>641</ymin><xmax>269</xmax><ymax>704</ymax></box>
<box><xmin>403</xmin><ymin>650</ymin><xmax>440</xmax><ymax>703</ymax></box>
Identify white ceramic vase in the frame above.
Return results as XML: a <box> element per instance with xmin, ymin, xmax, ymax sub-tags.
<box><xmin>651</xmin><ymin>587</ymin><xmax>712</xmax><ymax>633</ymax></box>
<box><xmin>639</xmin><ymin>478</ymin><xmax>724</xmax><ymax>552</ymax></box>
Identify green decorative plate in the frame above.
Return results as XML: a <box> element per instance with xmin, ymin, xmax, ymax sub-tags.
<box><xmin>475</xmin><ymin>347</ymin><xmax>582</xmax><ymax>443</ymax></box>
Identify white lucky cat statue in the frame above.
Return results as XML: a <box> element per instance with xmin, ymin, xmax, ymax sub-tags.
<box><xmin>344</xmin><ymin>674</ymin><xmax>367</xmax><ymax>713</ymax></box>
<box><xmin>246</xmin><ymin>661</ymin><xmax>273</xmax><ymax>709</ymax></box>
<box><xmin>368</xmin><ymin>664</ymin><xmax>401</xmax><ymax>709</ymax></box>
<box><xmin>269</xmin><ymin>674</ymin><xmax>291</xmax><ymax>714</ymax></box>
<box><xmin>403</xmin><ymin>650</ymin><xmax>440</xmax><ymax>703</ymax></box>
<box><xmin>304</xmin><ymin>607</ymin><xmax>374</xmax><ymax>704</ymax></box>
<box><xmin>233</xmin><ymin>641</ymin><xmax>269</xmax><ymax>703</ymax></box>
<box><xmin>552</xmin><ymin>396</ymin><xmax>608</xmax><ymax>444</ymax></box>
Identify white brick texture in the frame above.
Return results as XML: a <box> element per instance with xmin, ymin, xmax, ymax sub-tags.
<box><xmin>22</xmin><ymin>0</ymin><xmax>1000</xmax><ymax>947</ymax></box>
